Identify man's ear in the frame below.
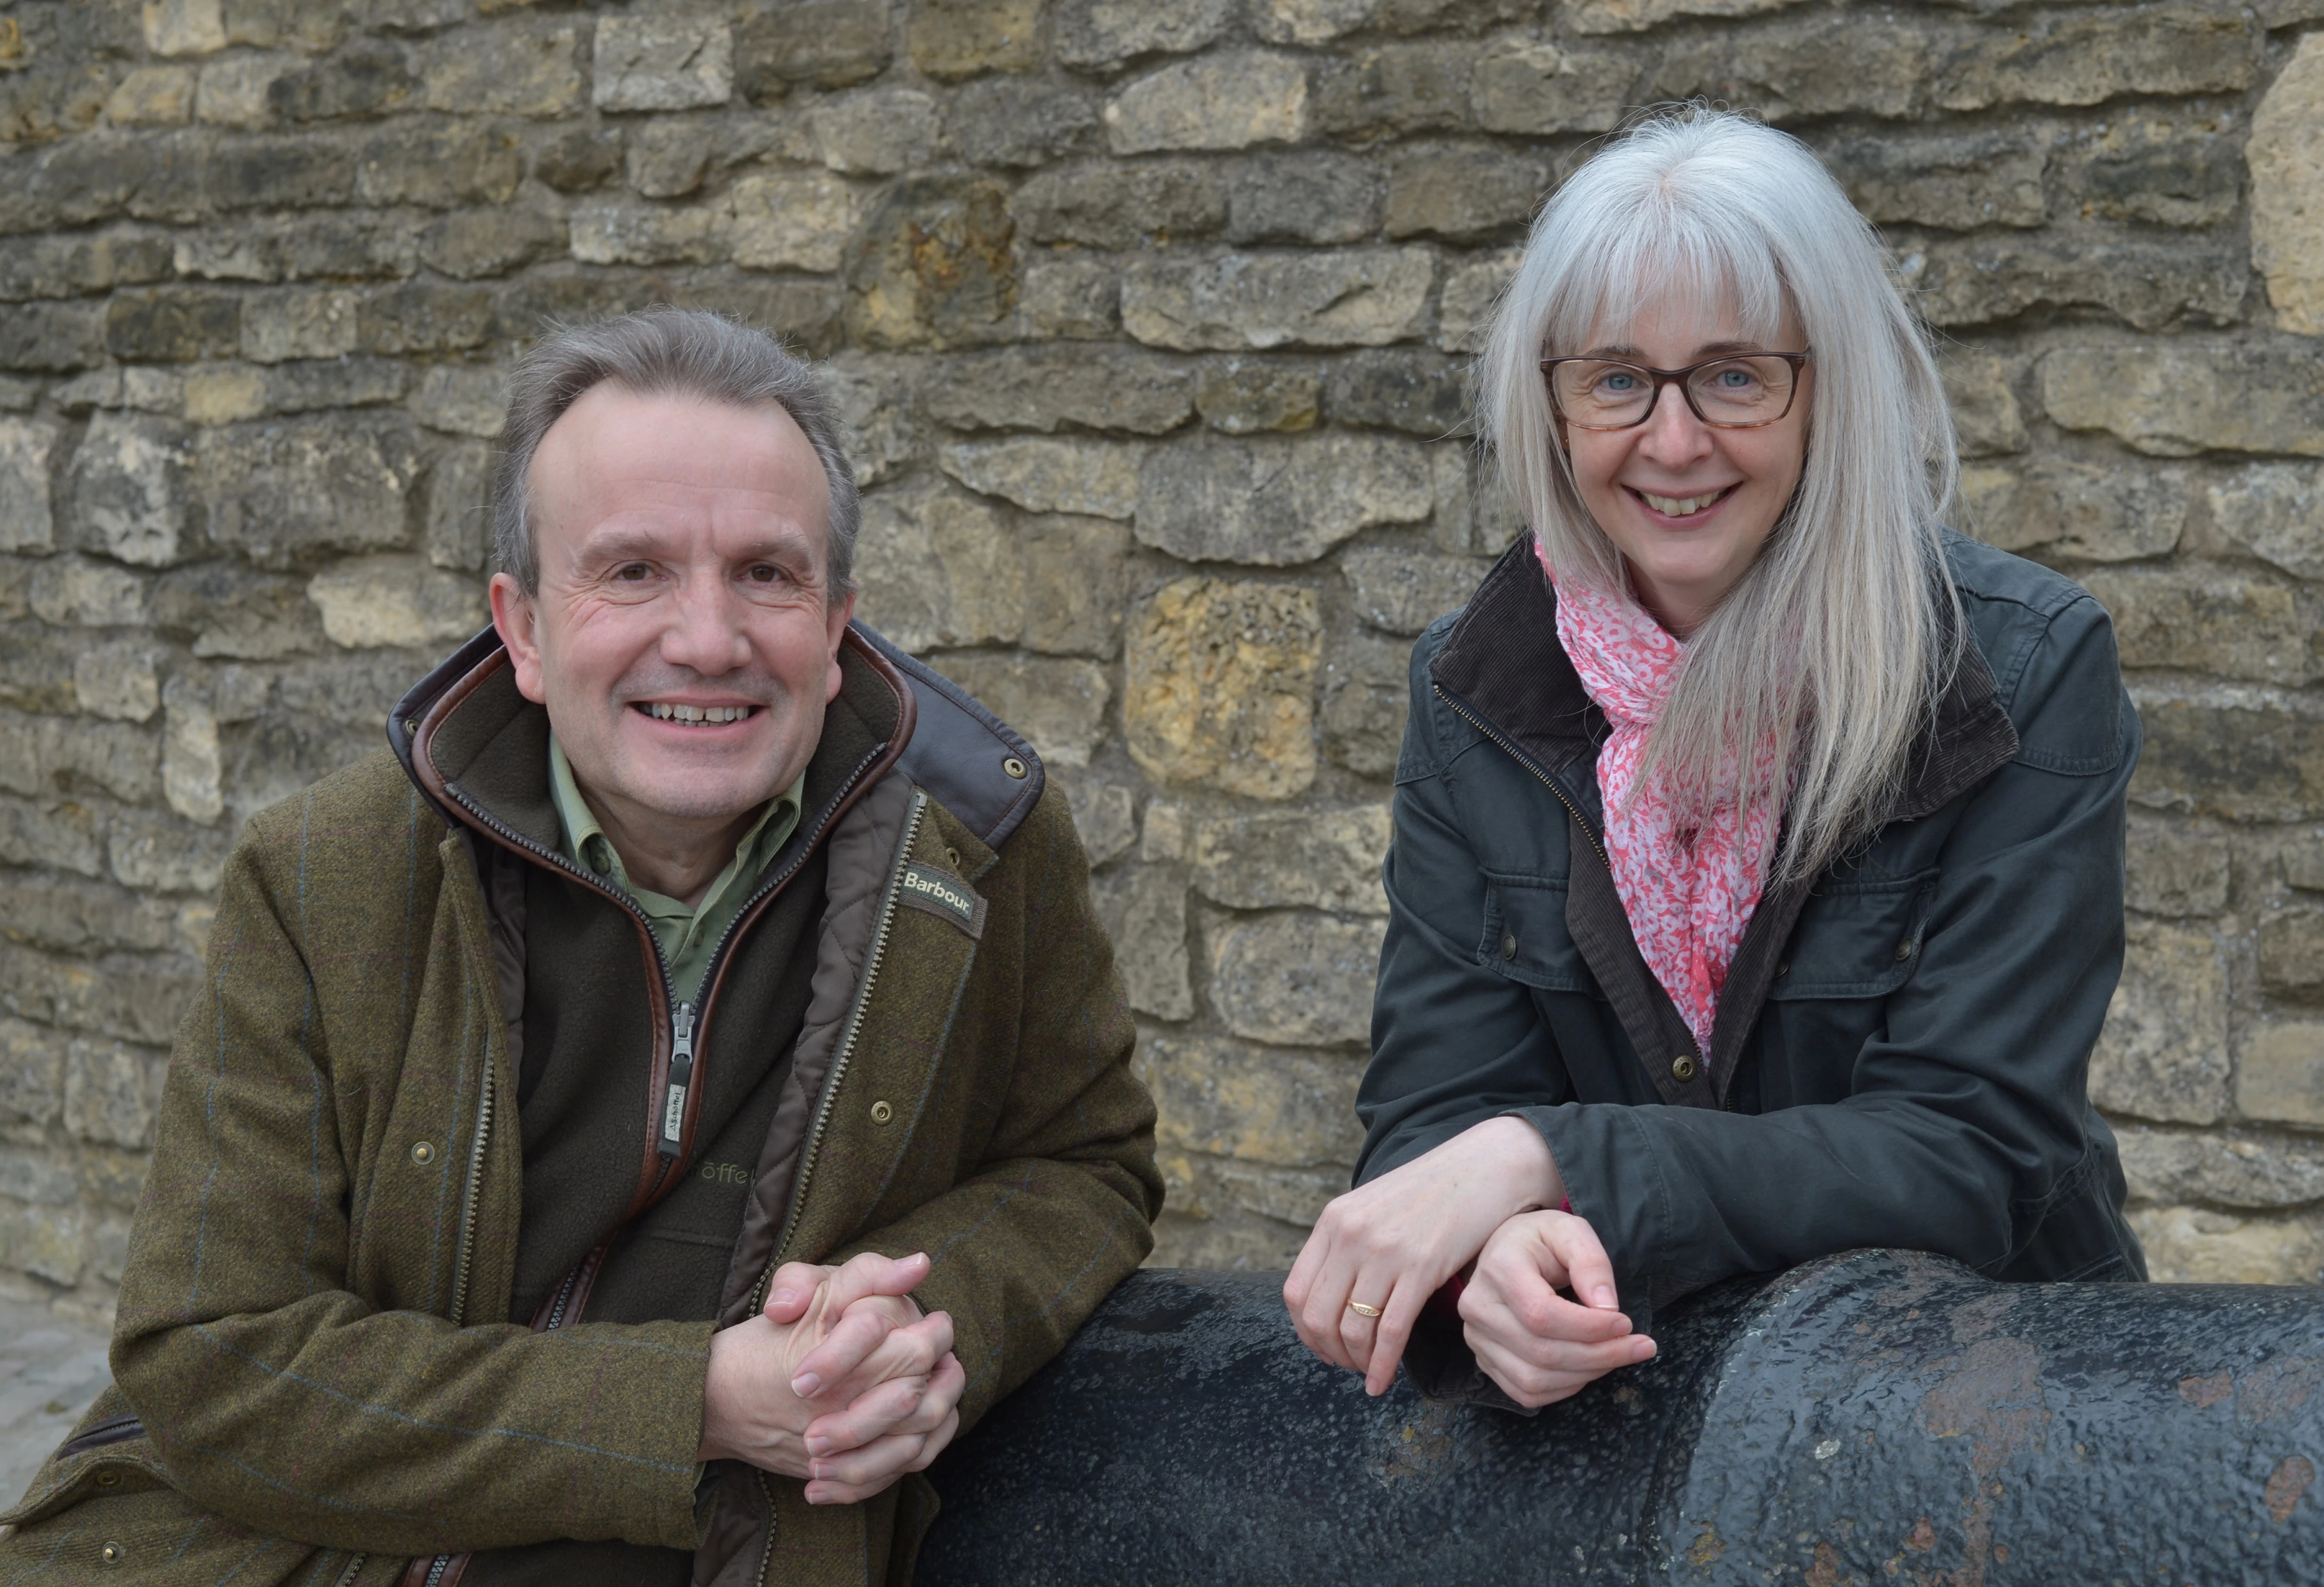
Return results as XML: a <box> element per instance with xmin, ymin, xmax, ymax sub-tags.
<box><xmin>824</xmin><ymin>586</ymin><xmax>858</xmax><ymax>704</ymax></box>
<box><xmin>490</xmin><ymin>572</ymin><xmax>548</xmax><ymax>704</ymax></box>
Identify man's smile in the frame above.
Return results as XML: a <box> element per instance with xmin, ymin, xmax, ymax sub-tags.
<box><xmin>635</xmin><ymin>701</ymin><xmax>761</xmax><ymax>725</ymax></box>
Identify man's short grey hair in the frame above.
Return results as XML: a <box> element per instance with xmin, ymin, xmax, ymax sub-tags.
<box><xmin>491</xmin><ymin>307</ymin><xmax>861</xmax><ymax>599</ymax></box>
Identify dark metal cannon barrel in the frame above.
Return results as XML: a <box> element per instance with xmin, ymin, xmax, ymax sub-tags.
<box><xmin>919</xmin><ymin>1250</ymin><xmax>2324</xmax><ymax>1584</ymax></box>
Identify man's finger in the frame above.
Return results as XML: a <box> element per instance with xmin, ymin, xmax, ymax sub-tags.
<box><xmin>815</xmin><ymin>1310</ymin><xmax>954</xmax><ymax>1402</ymax></box>
<box><xmin>903</xmin><ymin>1407</ymin><xmax>962</xmax><ymax>1473</ymax></box>
<box><xmin>804</xmin><ymin>1373</ymin><xmax>931</xmax><ymax>1457</ymax></box>
<box><xmin>789</xmin><ymin>1303</ymin><xmax>905</xmax><ymax>1400</ymax></box>
<box><xmin>806</xmin><ymin>1427</ymin><xmax>933</xmax><ymax>1491</ymax></box>
<box><xmin>1547</xmin><ymin>1214</ymin><xmax>1621</xmax><ymax>1311</ymax></box>
<box><xmin>817</xmin><ymin>1250</ymin><xmax>933</xmax><ymax>1319</ymax></box>
<box><xmin>761</xmin><ymin>1260</ymin><xmax>836</xmax><ymax>1323</ymax></box>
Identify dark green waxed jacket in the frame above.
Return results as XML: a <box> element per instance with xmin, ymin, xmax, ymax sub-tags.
<box><xmin>1362</xmin><ymin>532</ymin><xmax>2144</xmax><ymax>1357</ymax></box>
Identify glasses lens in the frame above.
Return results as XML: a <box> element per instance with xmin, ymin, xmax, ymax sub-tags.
<box><xmin>1551</xmin><ymin>361</ymin><xmax>1655</xmax><ymax>427</ymax></box>
<box><xmin>1687</xmin><ymin>356</ymin><xmax>1795</xmax><ymax>424</ymax></box>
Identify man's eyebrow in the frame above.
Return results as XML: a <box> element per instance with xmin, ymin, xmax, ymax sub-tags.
<box><xmin>575</xmin><ymin>526</ymin><xmax>820</xmax><ymax>565</ymax></box>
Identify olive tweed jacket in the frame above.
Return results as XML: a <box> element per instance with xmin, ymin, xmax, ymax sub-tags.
<box><xmin>0</xmin><ymin>627</ymin><xmax>1161</xmax><ymax>1586</ymax></box>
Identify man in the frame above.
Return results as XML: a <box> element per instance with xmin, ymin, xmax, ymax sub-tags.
<box><xmin>0</xmin><ymin>309</ymin><xmax>1162</xmax><ymax>1586</ymax></box>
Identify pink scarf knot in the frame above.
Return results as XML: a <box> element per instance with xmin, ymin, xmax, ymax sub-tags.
<box><xmin>1541</xmin><ymin>545</ymin><xmax>1784</xmax><ymax>1054</ymax></box>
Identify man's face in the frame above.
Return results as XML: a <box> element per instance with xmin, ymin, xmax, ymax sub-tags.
<box><xmin>490</xmin><ymin>383</ymin><xmax>854</xmax><ymax>833</ymax></box>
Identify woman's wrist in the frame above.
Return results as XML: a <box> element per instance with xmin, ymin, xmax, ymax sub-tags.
<box><xmin>1473</xmin><ymin>1114</ymin><xmax>1566</xmax><ymax>1219</ymax></box>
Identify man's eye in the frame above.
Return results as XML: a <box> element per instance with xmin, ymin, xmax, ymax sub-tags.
<box><xmin>613</xmin><ymin>563</ymin><xmax>653</xmax><ymax>581</ymax></box>
<box><xmin>745</xmin><ymin>564</ymin><xmax>785</xmax><ymax>585</ymax></box>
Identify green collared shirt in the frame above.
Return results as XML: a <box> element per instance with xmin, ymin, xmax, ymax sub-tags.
<box><xmin>547</xmin><ymin>734</ymin><xmax>804</xmax><ymax>1008</ymax></box>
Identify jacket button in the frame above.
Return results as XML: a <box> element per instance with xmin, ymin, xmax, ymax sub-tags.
<box><xmin>1894</xmin><ymin>940</ymin><xmax>1915</xmax><ymax>962</ymax></box>
<box><xmin>1671</xmin><ymin>1054</ymin><xmax>1699</xmax><ymax>1083</ymax></box>
<box><xmin>101</xmin><ymin>1542</ymin><xmax>124</xmax><ymax>1563</ymax></box>
<box><xmin>1002</xmin><ymin>756</ymin><xmax>1028</xmax><ymax>779</ymax></box>
<box><xmin>94</xmin><ymin>1470</ymin><xmax>119</xmax><ymax>1487</ymax></box>
<box><xmin>1774</xmin><ymin>960</ymin><xmax>1790</xmax><ymax>978</ymax></box>
<box><xmin>1500</xmin><ymin>933</ymin><xmax>1518</xmax><ymax>960</ymax></box>
<box><xmin>946</xmin><ymin>846</ymin><xmax>962</xmax><ymax>869</ymax></box>
<box><xmin>411</xmin><ymin>1141</ymin><xmax>435</xmax><ymax>1166</ymax></box>
<box><xmin>870</xmin><ymin>1100</ymin><xmax>894</xmax><ymax>1125</ymax></box>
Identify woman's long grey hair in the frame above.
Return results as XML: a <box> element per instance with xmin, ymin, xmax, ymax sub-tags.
<box><xmin>1479</xmin><ymin>106</ymin><xmax>1962</xmax><ymax>885</ymax></box>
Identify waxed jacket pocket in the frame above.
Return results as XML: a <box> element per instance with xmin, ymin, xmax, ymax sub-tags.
<box><xmin>1479</xmin><ymin>876</ymin><xmax>1595</xmax><ymax>994</ymax></box>
<box><xmin>1767</xmin><ymin>869</ymin><xmax>1940</xmax><ymax>1001</ymax></box>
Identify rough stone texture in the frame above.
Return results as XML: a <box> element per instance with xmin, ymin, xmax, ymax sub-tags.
<box><xmin>0</xmin><ymin>0</ymin><xmax>2309</xmax><ymax>1294</ymax></box>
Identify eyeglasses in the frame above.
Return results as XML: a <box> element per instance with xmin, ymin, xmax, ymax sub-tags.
<box><xmin>1538</xmin><ymin>351</ymin><xmax>1812</xmax><ymax>430</ymax></box>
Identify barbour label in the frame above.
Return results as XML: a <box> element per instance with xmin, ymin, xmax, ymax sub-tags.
<box><xmin>897</xmin><ymin>861</ymin><xmax>985</xmax><ymax>939</ymax></box>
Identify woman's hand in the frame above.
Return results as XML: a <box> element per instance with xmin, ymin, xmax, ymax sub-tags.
<box><xmin>1284</xmin><ymin>1116</ymin><xmax>1564</xmax><ymax>1395</ymax></box>
<box><xmin>1459</xmin><ymin>1209</ymin><xmax>1655</xmax><ymax>1408</ymax></box>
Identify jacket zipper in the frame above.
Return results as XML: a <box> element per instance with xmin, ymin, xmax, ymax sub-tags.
<box><xmin>1434</xmin><ymin>684</ymin><xmax>1612</xmax><ymax>869</ymax></box>
<box><xmin>659</xmin><ymin>1001</ymin><xmax>697</xmax><ymax>1160</ymax></box>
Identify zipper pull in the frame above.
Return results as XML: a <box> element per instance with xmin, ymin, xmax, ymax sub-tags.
<box><xmin>659</xmin><ymin>1001</ymin><xmax>695</xmax><ymax>1158</ymax></box>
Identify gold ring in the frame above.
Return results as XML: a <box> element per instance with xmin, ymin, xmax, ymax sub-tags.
<box><xmin>1346</xmin><ymin>1300</ymin><xmax>1383</xmax><ymax>1318</ymax></box>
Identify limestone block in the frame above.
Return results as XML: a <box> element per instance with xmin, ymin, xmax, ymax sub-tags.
<box><xmin>1436</xmin><ymin>248</ymin><xmax>1520</xmax><ymax>354</ymax></box>
<box><xmin>908</xmin><ymin>0</ymin><xmax>1043</xmax><ymax>80</ymax></box>
<box><xmin>2209</xmin><ymin>464</ymin><xmax>2324</xmax><ymax>581</ymax></box>
<box><xmin>1138</xmin><ymin>1033</ymin><xmax>1364</xmax><ymax>1167</ymax></box>
<box><xmin>946</xmin><ymin>77</ymin><xmax>1099</xmax><ymax>169</ymax></box>
<box><xmin>1019</xmin><ymin>257</ymin><xmax>1119</xmax><ymax>341</ymax></box>
<box><xmin>823</xmin><ymin>359</ymin><xmax>920</xmax><ymax>489</ymax></box>
<box><xmin>162</xmin><ymin>676</ymin><xmax>223</xmax><ymax>824</ymax></box>
<box><xmin>2130</xmin><ymin>1205</ymin><xmax>2324</xmax><ymax>1285</ymax></box>
<box><xmin>1191</xmin><ymin>805</ymin><xmax>1391</xmax><ymax>915</ymax></box>
<box><xmin>204</xmin><ymin>134</ymin><xmax>357</xmax><ymax>213</ymax></box>
<box><xmin>80</xmin><ymin>1148</ymin><xmax>153</xmax><ymax>1212</ymax></box>
<box><xmin>1644</xmin><ymin>11</ymin><xmax>1937</xmax><ymax>122</ymax></box>
<box><xmin>570</xmin><ymin>199</ymin><xmax>728</xmax><ymax>267</ymax></box>
<box><xmin>625</xmin><ymin>118</ymin><xmax>711</xmax><ymax>198</ymax></box>
<box><xmin>0</xmin><ymin>797</ymin><xmax>103</xmax><ymax>879</ymax></box>
<box><xmin>2237</xmin><ymin>1022</ymin><xmax>2324</xmax><ymax>1126</ymax></box>
<box><xmin>1210</xmin><ymin>912</ymin><xmax>1387</xmax><ymax>1048</ymax></box>
<box><xmin>1385</xmin><ymin>142</ymin><xmax>1549</xmax><ymax>242</ymax></box>
<box><xmin>1225</xmin><ymin>151</ymin><xmax>1380</xmax><ymax>248</ymax></box>
<box><xmin>0</xmin><ymin>1020</ymin><xmax>64</xmax><ymax>1129</ymax></box>
<box><xmin>1055</xmin><ymin>0</ymin><xmax>1234</xmax><ymax>70</ymax></box>
<box><xmin>0</xmin><ymin>627</ymin><xmax>79</xmax><ymax>717</ymax></box>
<box><xmin>73</xmin><ymin>641</ymin><xmax>160</xmax><ymax>724</ymax></box>
<box><xmin>267</xmin><ymin>38</ymin><xmax>420</xmax><ymax>125</ymax></box>
<box><xmin>144</xmin><ymin>0</ymin><xmax>227</xmax><ymax>57</ymax></box>
<box><xmin>1250</xmin><ymin>0</ymin><xmax>1373</xmax><ymax>44</ymax></box>
<box><xmin>307</xmin><ymin>555</ymin><xmax>486</xmax><ymax>650</ymax></box>
<box><xmin>1012</xmin><ymin>160</ymin><xmax>1225</xmax><ymax>249</ymax></box>
<box><xmin>239</xmin><ymin>286</ymin><xmax>359</xmax><ymax>364</ymax></box>
<box><xmin>1321</xmin><ymin>629</ymin><xmax>1412</xmax><ymax>777</ymax></box>
<box><xmin>1136</xmin><ymin>432</ymin><xmax>1431</xmax><ymax>566</ymax></box>
<box><xmin>2125</xmin><ymin>817</ymin><xmax>2230</xmax><ymax>917</ymax></box>
<box><xmin>1311</xmin><ymin>40</ymin><xmax>1480</xmax><ymax>140</ymax></box>
<box><xmin>1936</xmin><ymin>10</ymin><xmax>2256</xmax><ymax>112</ymax></box>
<box><xmin>927</xmin><ymin>652</ymin><xmax>1110</xmax><ymax>767</ymax></box>
<box><xmin>183</xmin><ymin>367</ymin><xmax>266</xmax><ymax>426</ymax></box>
<box><xmin>1327</xmin><ymin>348</ymin><xmax>1470</xmax><ymax>439</ymax></box>
<box><xmin>1125</xmin><ymin>577</ymin><xmax>1321</xmax><ymax>799</ymax></box>
<box><xmin>1141</xmin><ymin>800</ymin><xmax>1189</xmax><ymax>863</ymax></box>
<box><xmin>0</xmin><ymin>1147</ymin><xmax>78</xmax><ymax>1207</ymax></box>
<box><xmin>2260</xmin><ymin>906</ymin><xmax>2324</xmax><ymax>994</ymax></box>
<box><xmin>852</xmin><ymin>488</ymin><xmax>1023</xmax><ymax>653</ymax></box>
<box><xmin>0</xmin><ymin>301</ymin><xmax>106</xmax><ymax>373</ymax></box>
<box><xmin>1899</xmin><ymin>233</ymin><xmax>2245</xmax><ymax>334</ymax></box>
<box><xmin>2133</xmin><ymin>693</ymin><xmax>2324</xmax><ymax>824</ymax></box>
<box><xmin>2077</xmin><ymin>115</ymin><xmax>2243</xmax><ymax>229</ymax></box>
<box><xmin>412</xmin><ymin>365</ymin><xmax>504</xmax><ymax>439</ymax></box>
<box><xmin>1960</xmin><ymin>458</ymin><xmax>2185</xmax><ymax>563</ymax></box>
<box><xmin>64</xmin><ymin>1038</ymin><xmax>155</xmax><ymax>1150</ymax></box>
<box><xmin>0</xmin><ymin>233</ymin><xmax>169</xmax><ymax>303</ymax></box>
<box><xmin>1565</xmin><ymin>0</ymin><xmax>1809</xmax><ymax>31</ymax></box>
<box><xmin>1023</xmin><ymin>515</ymin><xmax>1130</xmax><ymax>658</ymax></box>
<box><xmin>922</xmin><ymin>346</ymin><xmax>1194</xmax><ymax>437</ymax></box>
<box><xmin>1196</xmin><ymin>361</ymin><xmax>1321</xmax><ymax>436</ymax></box>
<box><xmin>0</xmin><ymin>416</ymin><xmax>59</xmax><ymax>554</ymax></box>
<box><xmin>1055</xmin><ymin>772</ymin><xmax>1136</xmax><ymax>867</ymax></box>
<box><xmin>107</xmin><ymin>808</ymin><xmax>230</xmax><ymax>895</ymax></box>
<box><xmin>593</xmin><ymin>15</ymin><xmax>733</xmax><ymax>112</ymax></box>
<box><xmin>1122</xmin><ymin>248</ymin><xmax>1434</xmax><ymax>352</ymax></box>
<box><xmin>426</xmin><ymin>440</ymin><xmax>493</xmax><ymax>572</ymax></box>
<box><xmin>735</xmin><ymin>0</ymin><xmax>893</xmax><ymax>98</ymax></box>
<box><xmin>194</xmin><ymin>53</ymin><xmax>294</xmax><ymax>130</ymax></box>
<box><xmin>1825</xmin><ymin>131</ymin><xmax>2046</xmax><ymax>231</ymax></box>
<box><xmin>2289</xmin><ymin>837</ymin><xmax>2324</xmax><ymax>893</ymax></box>
<box><xmin>0</xmin><ymin>874</ymin><xmax>185</xmax><ymax>956</ymax></box>
<box><xmin>65</xmin><ymin>412</ymin><xmax>192</xmax><ymax>568</ymax></box>
<box><xmin>106</xmin><ymin>288</ymin><xmax>240</xmax><ymax>364</ymax></box>
<box><xmin>2040</xmin><ymin>346</ymin><xmax>2324</xmax><ymax>459</ymax></box>
<box><xmin>27</xmin><ymin>557</ymin><xmax>148</xmax><ymax>627</ymax></box>
<box><xmin>0</xmin><ymin>1201</ymin><xmax>84</xmax><ymax>1287</ymax></box>
<box><xmin>0</xmin><ymin>708</ymin><xmax>158</xmax><ymax>804</ymax></box>
<box><xmin>2088</xmin><ymin>919</ymin><xmax>2230</xmax><ymax>1124</ymax></box>
<box><xmin>845</xmin><ymin>178</ymin><xmax>1018</xmax><ymax>350</ymax></box>
<box><xmin>1343</xmin><ymin>547</ymin><xmax>1485</xmax><ymax>636</ymax></box>
<box><xmin>1104</xmin><ymin>52</ymin><xmax>1307</xmax><ymax>155</ymax></box>
<box><xmin>2116</xmin><ymin>1124</ymin><xmax>2324</xmax><ymax>1209</ymax></box>
<box><xmin>729</xmin><ymin>171</ymin><xmax>860</xmax><ymax>274</ymax></box>
<box><xmin>533</xmin><ymin>128</ymin><xmax>622</xmax><ymax>196</ymax></box>
<box><xmin>939</xmin><ymin>437</ymin><xmax>1144</xmax><ymax>519</ymax></box>
<box><xmin>2083</xmin><ymin>564</ymin><xmax>2317</xmax><ymax>686</ymax></box>
<box><xmin>151</xmin><ymin>561</ymin><xmax>322</xmax><ymax>659</ymax></box>
<box><xmin>1938</xmin><ymin>351</ymin><xmax>2027</xmax><ymax>458</ymax></box>
<box><xmin>813</xmin><ymin>89</ymin><xmax>939</xmax><ymax>175</ymax></box>
<box><xmin>1091</xmin><ymin>866</ymin><xmax>1192</xmax><ymax>1020</ymax></box>
<box><xmin>1468</xmin><ymin>38</ymin><xmax>1639</xmax><ymax>135</ymax></box>
<box><xmin>198</xmin><ymin>416</ymin><xmax>418</xmax><ymax>568</ymax></box>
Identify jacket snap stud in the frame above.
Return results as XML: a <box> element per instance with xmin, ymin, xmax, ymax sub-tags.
<box><xmin>101</xmin><ymin>1542</ymin><xmax>123</xmax><ymax>1563</ymax></box>
<box><xmin>1775</xmin><ymin>960</ymin><xmax>1790</xmax><ymax>978</ymax></box>
<box><xmin>946</xmin><ymin>847</ymin><xmax>962</xmax><ymax>869</ymax></box>
<box><xmin>1002</xmin><ymin>756</ymin><xmax>1028</xmax><ymax>780</ymax></box>
<box><xmin>411</xmin><ymin>1141</ymin><xmax>435</xmax><ymax>1166</ymax></box>
<box><xmin>870</xmin><ymin>1100</ymin><xmax>894</xmax><ymax>1125</ymax></box>
<box><xmin>1671</xmin><ymin>1054</ymin><xmax>1699</xmax><ymax>1083</ymax></box>
<box><xmin>94</xmin><ymin>1470</ymin><xmax>119</xmax><ymax>1487</ymax></box>
<box><xmin>1500</xmin><ymin>933</ymin><xmax>1518</xmax><ymax>960</ymax></box>
<box><xmin>1894</xmin><ymin>940</ymin><xmax>1915</xmax><ymax>962</ymax></box>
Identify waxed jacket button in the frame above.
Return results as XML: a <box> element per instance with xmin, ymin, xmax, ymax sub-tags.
<box><xmin>1500</xmin><ymin>933</ymin><xmax>1518</xmax><ymax>960</ymax></box>
<box><xmin>870</xmin><ymin>1100</ymin><xmax>894</xmax><ymax>1125</ymax></box>
<box><xmin>1002</xmin><ymin>756</ymin><xmax>1028</xmax><ymax>779</ymax></box>
<box><xmin>1672</xmin><ymin>1054</ymin><xmax>1699</xmax><ymax>1083</ymax></box>
<box><xmin>411</xmin><ymin>1141</ymin><xmax>435</xmax><ymax>1166</ymax></box>
<box><xmin>1894</xmin><ymin>939</ymin><xmax>1915</xmax><ymax>962</ymax></box>
<box><xmin>94</xmin><ymin>1470</ymin><xmax>118</xmax><ymax>1487</ymax></box>
<box><xmin>101</xmin><ymin>1542</ymin><xmax>124</xmax><ymax>1563</ymax></box>
<box><xmin>1774</xmin><ymin>960</ymin><xmax>1790</xmax><ymax>978</ymax></box>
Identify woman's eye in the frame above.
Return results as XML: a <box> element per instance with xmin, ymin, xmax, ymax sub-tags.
<box><xmin>1598</xmin><ymin>369</ymin><xmax>1640</xmax><ymax>393</ymax></box>
<box><xmin>1711</xmin><ymin>366</ymin><xmax>1758</xmax><ymax>389</ymax></box>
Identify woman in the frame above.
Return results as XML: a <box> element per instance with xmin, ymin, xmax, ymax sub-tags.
<box><xmin>1285</xmin><ymin>108</ymin><xmax>2143</xmax><ymax>1410</ymax></box>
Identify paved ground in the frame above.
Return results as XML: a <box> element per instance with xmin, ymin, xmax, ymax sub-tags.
<box><xmin>0</xmin><ymin>1296</ymin><xmax>111</xmax><ymax>1505</ymax></box>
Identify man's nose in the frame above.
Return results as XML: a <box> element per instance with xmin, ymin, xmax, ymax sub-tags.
<box><xmin>1636</xmin><ymin>382</ymin><xmax>1715</xmax><ymax>466</ymax></box>
<box><xmin>659</xmin><ymin>570</ymin><xmax>751</xmax><ymax>675</ymax></box>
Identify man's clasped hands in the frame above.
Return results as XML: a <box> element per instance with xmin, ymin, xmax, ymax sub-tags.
<box><xmin>699</xmin><ymin>1250</ymin><xmax>964</xmax><ymax>1504</ymax></box>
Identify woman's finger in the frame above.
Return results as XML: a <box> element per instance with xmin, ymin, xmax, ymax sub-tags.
<box><xmin>1543</xmin><ymin>1212</ymin><xmax>1622</xmax><ymax>1311</ymax></box>
<box><xmin>1332</xmin><ymin>1268</ymin><xmax>1393</xmax><ymax>1382</ymax></box>
<box><xmin>1361</xmin><ymin>1275</ymin><xmax>1429</xmax><ymax>1397</ymax></box>
<box><xmin>1294</xmin><ymin>1234</ymin><xmax>1370</xmax><ymax>1374</ymax></box>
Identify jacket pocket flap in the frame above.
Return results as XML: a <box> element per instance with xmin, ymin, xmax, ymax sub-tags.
<box><xmin>1767</xmin><ymin>869</ymin><xmax>1939</xmax><ymax>1001</ymax></box>
<box><xmin>1479</xmin><ymin>878</ymin><xmax>1595</xmax><ymax>994</ymax></box>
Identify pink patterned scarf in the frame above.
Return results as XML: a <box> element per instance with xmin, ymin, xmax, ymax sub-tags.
<box><xmin>1542</xmin><ymin>545</ymin><xmax>1785</xmax><ymax>1053</ymax></box>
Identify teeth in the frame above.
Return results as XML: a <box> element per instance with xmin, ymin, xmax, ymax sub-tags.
<box><xmin>644</xmin><ymin>703</ymin><xmax>754</xmax><ymax>724</ymax></box>
<box><xmin>1642</xmin><ymin>490</ymin><xmax>1726</xmax><ymax>516</ymax></box>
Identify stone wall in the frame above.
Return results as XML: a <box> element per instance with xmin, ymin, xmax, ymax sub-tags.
<box><xmin>0</xmin><ymin>0</ymin><xmax>2320</xmax><ymax>1321</ymax></box>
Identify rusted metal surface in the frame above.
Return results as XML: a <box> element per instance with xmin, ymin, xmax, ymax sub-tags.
<box><xmin>917</xmin><ymin>1251</ymin><xmax>2324</xmax><ymax>1584</ymax></box>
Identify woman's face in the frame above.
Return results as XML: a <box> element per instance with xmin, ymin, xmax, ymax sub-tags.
<box><xmin>1557</xmin><ymin>293</ymin><xmax>1811</xmax><ymax>638</ymax></box>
